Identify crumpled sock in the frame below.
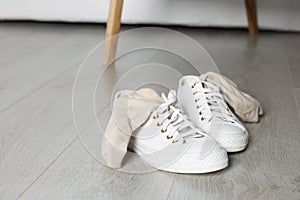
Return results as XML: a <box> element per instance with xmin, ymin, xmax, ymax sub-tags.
<box><xmin>101</xmin><ymin>88</ymin><xmax>163</xmax><ymax>169</ymax></box>
<box><xmin>200</xmin><ymin>71</ymin><xmax>263</xmax><ymax>123</ymax></box>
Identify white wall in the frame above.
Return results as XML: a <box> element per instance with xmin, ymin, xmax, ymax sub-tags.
<box><xmin>0</xmin><ymin>0</ymin><xmax>299</xmax><ymax>31</ymax></box>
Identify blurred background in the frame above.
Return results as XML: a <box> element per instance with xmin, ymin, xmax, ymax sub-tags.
<box><xmin>1</xmin><ymin>0</ymin><xmax>299</xmax><ymax>31</ymax></box>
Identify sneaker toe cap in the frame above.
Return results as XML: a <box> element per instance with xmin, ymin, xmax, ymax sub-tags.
<box><xmin>209</xmin><ymin>122</ymin><xmax>249</xmax><ymax>152</ymax></box>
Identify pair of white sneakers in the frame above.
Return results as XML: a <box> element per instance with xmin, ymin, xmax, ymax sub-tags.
<box><xmin>129</xmin><ymin>76</ymin><xmax>249</xmax><ymax>173</ymax></box>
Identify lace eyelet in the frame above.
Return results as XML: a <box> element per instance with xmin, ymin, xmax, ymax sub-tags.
<box><xmin>157</xmin><ymin>122</ymin><xmax>162</xmax><ymax>126</ymax></box>
<box><xmin>201</xmin><ymin>117</ymin><xmax>205</xmax><ymax>121</ymax></box>
<box><xmin>167</xmin><ymin>135</ymin><xmax>173</xmax><ymax>139</ymax></box>
<box><xmin>172</xmin><ymin>139</ymin><xmax>178</xmax><ymax>143</ymax></box>
<box><xmin>195</xmin><ymin>99</ymin><xmax>198</xmax><ymax>102</ymax></box>
<box><xmin>161</xmin><ymin>129</ymin><xmax>167</xmax><ymax>133</ymax></box>
<box><xmin>153</xmin><ymin>114</ymin><xmax>159</xmax><ymax>119</ymax></box>
<box><xmin>199</xmin><ymin>111</ymin><xmax>202</xmax><ymax>115</ymax></box>
<box><xmin>196</xmin><ymin>105</ymin><xmax>200</xmax><ymax>109</ymax></box>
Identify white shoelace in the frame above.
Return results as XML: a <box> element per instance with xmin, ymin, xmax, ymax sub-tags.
<box><xmin>153</xmin><ymin>90</ymin><xmax>205</xmax><ymax>143</ymax></box>
<box><xmin>192</xmin><ymin>81</ymin><xmax>236</xmax><ymax>123</ymax></box>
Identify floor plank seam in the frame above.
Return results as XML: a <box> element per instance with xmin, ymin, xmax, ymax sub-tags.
<box><xmin>0</xmin><ymin>28</ymin><xmax>84</xmax><ymax>69</ymax></box>
<box><xmin>16</xmin><ymin>102</ymin><xmax>110</xmax><ymax>199</ymax></box>
<box><xmin>0</xmin><ymin>60</ymin><xmax>82</xmax><ymax>114</ymax></box>
<box><xmin>166</xmin><ymin>175</ymin><xmax>176</xmax><ymax>200</ymax></box>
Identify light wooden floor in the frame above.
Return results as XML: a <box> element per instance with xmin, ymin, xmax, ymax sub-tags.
<box><xmin>0</xmin><ymin>22</ymin><xmax>299</xmax><ymax>200</ymax></box>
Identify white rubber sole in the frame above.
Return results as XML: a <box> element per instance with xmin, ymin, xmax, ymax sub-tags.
<box><xmin>158</xmin><ymin>159</ymin><xmax>229</xmax><ymax>174</ymax></box>
<box><xmin>128</xmin><ymin>140</ymin><xmax>229</xmax><ymax>174</ymax></box>
<box><xmin>223</xmin><ymin>143</ymin><xmax>248</xmax><ymax>152</ymax></box>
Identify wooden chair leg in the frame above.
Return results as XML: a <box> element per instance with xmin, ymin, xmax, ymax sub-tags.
<box><xmin>103</xmin><ymin>0</ymin><xmax>124</xmax><ymax>65</ymax></box>
<box><xmin>244</xmin><ymin>0</ymin><xmax>259</xmax><ymax>35</ymax></box>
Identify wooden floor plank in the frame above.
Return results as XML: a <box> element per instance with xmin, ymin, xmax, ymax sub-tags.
<box><xmin>0</xmin><ymin>23</ymin><xmax>73</xmax><ymax>67</ymax></box>
<box><xmin>0</xmin><ymin>68</ymin><xmax>81</xmax><ymax>199</ymax></box>
<box><xmin>294</xmin><ymin>88</ymin><xmax>300</xmax><ymax>121</ymax></box>
<box><xmin>0</xmin><ymin>24</ymin><xmax>105</xmax><ymax>112</ymax></box>
<box><xmin>18</xmin><ymin>112</ymin><xmax>175</xmax><ymax>200</ymax></box>
<box><xmin>0</xmin><ymin>23</ymin><xmax>33</xmax><ymax>40</ymax></box>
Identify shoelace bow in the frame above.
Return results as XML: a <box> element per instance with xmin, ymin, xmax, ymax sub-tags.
<box><xmin>153</xmin><ymin>90</ymin><xmax>205</xmax><ymax>143</ymax></box>
<box><xmin>192</xmin><ymin>81</ymin><xmax>236</xmax><ymax>123</ymax></box>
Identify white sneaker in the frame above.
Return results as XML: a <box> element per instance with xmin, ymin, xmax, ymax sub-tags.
<box><xmin>177</xmin><ymin>76</ymin><xmax>249</xmax><ymax>152</ymax></box>
<box><xmin>129</xmin><ymin>90</ymin><xmax>228</xmax><ymax>173</ymax></box>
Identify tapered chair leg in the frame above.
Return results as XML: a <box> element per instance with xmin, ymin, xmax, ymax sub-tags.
<box><xmin>245</xmin><ymin>0</ymin><xmax>259</xmax><ymax>35</ymax></box>
<box><xmin>104</xmin><ymin>0</ymin><xmax>124</xmax><ymax>65</ymax></box>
